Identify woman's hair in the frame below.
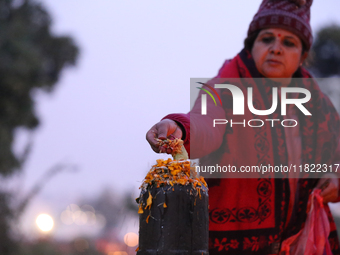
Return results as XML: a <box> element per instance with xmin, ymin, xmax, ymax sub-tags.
<box><xmin>244</xmin><ymin>30</ymin><xmax>261</xmax><ymax>52</ymax></box>
<box><xmin>243</xmin><ymin>29</ymin><xmax>308</xmax><ymax>56</ymax></box>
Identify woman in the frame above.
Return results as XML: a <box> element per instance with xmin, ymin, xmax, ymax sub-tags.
<box><xmin>146</xmin><ymin>0</ymin><xmax>340</xmax><ymax>254</ymax></box>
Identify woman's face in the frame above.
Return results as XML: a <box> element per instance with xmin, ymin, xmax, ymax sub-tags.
<box><xmin>251</xmin><ymin>28</ymin><xmax>307</xmax><ymax>84</ymax></box>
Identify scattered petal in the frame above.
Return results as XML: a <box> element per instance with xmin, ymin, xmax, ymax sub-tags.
<box><xmin>145</xmin><ymin>191</ymin><xmax>153</xmax><ymax>210</ymax></box>
<box><xmin>138</xmin><ymin>205</ymin><xmax>144</xmax><ymax>214</ymax></box>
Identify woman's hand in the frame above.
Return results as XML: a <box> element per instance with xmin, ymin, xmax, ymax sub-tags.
<box><xmin>315</xmin><ymin>173</ymin><xmax>339</xmax><ymax>203</ymax></box>
<box><xmin>146</xmin><ymin>119</ymin><xmax>183</xmax><ymax>154</ymax></box>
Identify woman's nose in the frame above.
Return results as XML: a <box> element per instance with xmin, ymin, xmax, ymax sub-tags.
<box><xmin>270</xmin><ymin>40</ymin><xmax>282</xmax><ymax>55</ymax></box>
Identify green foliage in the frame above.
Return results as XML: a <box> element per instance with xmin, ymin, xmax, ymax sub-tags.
<box><xmin>0</xmin><ymin>192</ymin><xmax>17</xmax><ymax>254</ymax></box>
<box><xmin>0</xmin><ymin>0</ymin><xmax>79</xmax><ymax>253</ymax></box>
<box><xmin>309</xmin><ymin>24</ymin><xmax>340</xmax><ymax>77</ymax></box>
<box><xmin>0</xmin><ymin>0</ymin><xmax>79</xmax><ymax>176</ymax></box>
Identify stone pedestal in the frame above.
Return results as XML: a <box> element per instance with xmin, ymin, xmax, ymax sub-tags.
<box><xmin>137</xmin><ymin>184</ymin><xmax>209</xmax><ymax>255</ymax></box>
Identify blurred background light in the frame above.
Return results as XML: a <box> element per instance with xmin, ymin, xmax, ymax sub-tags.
<box><xmin>74</xmin><ymin>210</ymin><xmax>88</xmax><ymax>225</ymax></box>
<box><xmin>67</xmin><ymin>204</ymin><xmax>80</xmax><ymax>213</ymax></box>
<box><xmin>109</xmin><ymin>252</ymin><xmax>128</xmax><ymax>255</ymax></box>
<box><xmin>123</xmin><ymin>232</ymin><xmax>138</xmax><ymax>247</ymax></box>
<box><xmin>36</xmin><ymin>214</ymin><xmax>54</xmax><ymax>232</ymax></box>
<box><xmin>60</xmin><ymin>210</ymin><xmax>73</xmax><ymax>225</ymax></box>
<box><xmin>105</xmin><ymin>243</ymin><xmax>120</xmax><ymax>253</ymax></box>
<box><xmin>85</xmin><ymin>211</ymin><xmax>96</xmax><ymax>225</ymax></box>
<box><xmin>81</xmin><ymin>204</ymin><xmax>95</xmax><ymax>213</ymax></box>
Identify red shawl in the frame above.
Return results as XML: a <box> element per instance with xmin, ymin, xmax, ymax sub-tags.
<box><xmin>163</xmin><ymin>49</ymin><xmax>340</xmax><ymax>255</ymax></box>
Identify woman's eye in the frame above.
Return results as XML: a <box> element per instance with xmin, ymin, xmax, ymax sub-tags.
<box><xmin>262</xmin><ymin>37</ymin><xmax>274</xmax><ymax>44</ymax></box>
<box><xmin>283</xmin><ymin>40</ymin><xmax>295</xmax><ymax>47</ymax></box>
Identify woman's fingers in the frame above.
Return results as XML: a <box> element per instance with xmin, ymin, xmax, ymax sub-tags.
<box><xmin>316</xmin><ymin>174</ymin><xmax>339</xmax><ymax>203</ymax></box>
<box><xmin>146</xmin><ymin>119</ymin><xmax>183</xmax><ymax>154</ymax></box>
<box><xmin>157</xmin><ymin>122</ymin><xmax>170</xmax><ymax>140</ymax></box>
<box><xmin>146</xmin><ymin>125</ymin><xmax>158</xmax><ymax>147</ymax></box>
<box><xmin>320</xmin><ymin>181</ymin><xmax>338</xmax><ymax>203</ymax></box>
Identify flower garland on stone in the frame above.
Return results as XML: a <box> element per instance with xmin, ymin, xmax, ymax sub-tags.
<box><xmin>136</xmin><ymin>138</ymin><xmax>207</xmax><ymax>216</ymax></box>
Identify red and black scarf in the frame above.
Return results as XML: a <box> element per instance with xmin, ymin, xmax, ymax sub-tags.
<box><xmin>202</xmin><ymin>49</ymin><xmax>340</xmax><ymax>255</ymax></box>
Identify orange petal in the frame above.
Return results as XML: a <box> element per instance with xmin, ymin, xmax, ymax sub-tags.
<box><xmin>145</xmin><ymin>191</ymin><xmax>153</xmax><ymax>210</ymax></box>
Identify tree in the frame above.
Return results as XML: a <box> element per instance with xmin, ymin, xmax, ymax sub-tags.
<box><xmin>0</xmin><ymin>0</ymin><xmax>79</xmax><ymax>254</ymax></box>
<box><xmin>0</xmin><ymin>192</ymin><xmax>16</xmax><ymax>254</ymax></box>
<box><xmin>306</xmin><ymin>24</ymin><xmax>340</xmax><ymax>112</ymax></box>
<box><xmin>309</xmin><ymin>24</ymin><xmax>340</xmax><ymax>77</ymax></box>
<box><xmin>0</xmin><ymin>0</ymin><xmax>79</xmax><ymax>176</ymax></box>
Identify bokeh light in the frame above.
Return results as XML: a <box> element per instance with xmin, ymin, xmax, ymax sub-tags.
<box><xmin>85</xmin><ymin>211</ymin><xmax>96</xmax><ymax>225</ymax></box>
<box><xmin>60</xmin><ymin>204</ymin><xmax>105</xmax><ymax>228</ymax></box>
<box><xmin>81</xmin><ymin>204</ymin><xmax>95</xmax><ymax>213</ymax></box>
<box><xmin>105</xmin><ymin>243</ymin><xmax>120</xmax><ymax>254</ymax></box>
<box><xmin>36</xmin><ymin>214</ymin><xmax>54</xmax><ymax>232</ymax></box>
<box><xmin>74</xmin><ymin>210</ymin><xmax>88</xmax><ymax>225</ymax></box>
<box><xmin>60</xmin><ymin>210</ymin><xmax>73</xmax><ymax>225</ymax></box>
<box><xmin>123</xmin><ymin>232</ymin><xmax>138</xmax><ymax>247</ymax></box>
<box><xmin>107</xmin><ymin>252</ymin><xmax>128</xmax><ymax>255</ymax></box>
<box><xmin>67</xmin><ymin>204</ymin><xmax>80</xmax><ymax>212</ymax></box>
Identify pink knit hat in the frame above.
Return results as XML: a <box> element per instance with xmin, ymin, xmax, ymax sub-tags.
<box><xmin>248</xmin><ymin>0</ymin><xmax>313</xmax><ymax>50</ymax></box>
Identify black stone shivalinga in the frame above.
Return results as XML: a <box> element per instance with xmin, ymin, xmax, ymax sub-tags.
<box><xmin>137</xmin><ymin>184</ymin><xmax>209</xmax><ymax>255</ymax></box>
